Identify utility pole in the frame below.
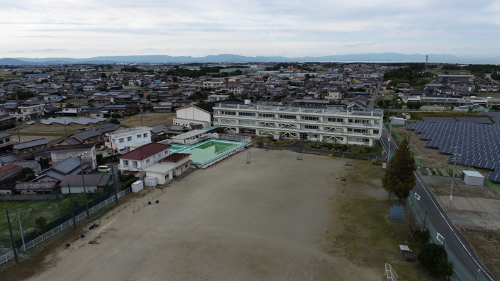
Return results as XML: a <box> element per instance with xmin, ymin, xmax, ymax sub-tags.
<box><xmin>18</xmin><ymin>210</ymin><xmax>26</xmax><ymax>253</ymax></box>
<box><xmin>110</xmin><ymin>165</ymin><xmax>118</xmax><ymax>205</ymax></box>
<box><xmin>68</xmin><ymin>184</ymin><xmax>76</xmax><ymax>228</ymax></box>
<box><xmin>449</xmin><ymin>146</ymin><xmax>459</xmax><ymax>210</ymax></box>
<box><xmin>388</xmin><ymin>136</ymin><xmax>391</xmax><ymax>163</ymax></box>
<box><xmin>6</xmin><ymin>209</ymin><xmax>18</xmax><ymax>263</ymax></box>
<box><xmin>75</xmin><ymin>153</ymin><xmax>90</xmax><ymax>218</ymax></box>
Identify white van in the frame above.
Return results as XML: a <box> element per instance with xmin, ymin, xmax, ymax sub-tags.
<box><xmin>98</xmin><ymin>165</ymin><xmax>111</xmax><ymax>173</ymax></box>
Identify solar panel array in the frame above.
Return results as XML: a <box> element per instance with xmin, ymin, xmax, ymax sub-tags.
<box><xmin>406</xmin><ymin>121</ymin><xmax>500</xmax><ymax>182</ymax></box>
<box><xmin>422</xmin><ymin>117</ymin><xmax>457</xmax><ymax>123</ymax></box>
<box><xmin>483</xmin><ymin>112</ymin><xmax>500</xmax><ymax>124</ymax></box>
<box><xmin>455</xmin><ymin>117</ymin><xmax>493</xmax><ymax>124</ymax></box>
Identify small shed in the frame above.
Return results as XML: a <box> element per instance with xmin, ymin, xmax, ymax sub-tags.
<box><xmin>462</xmin><ymin>170</ymin><xmax>484</xmax><ymax>186</ymax></box>
<box><xmin>131</xmin><ymin>180</ymin><xmax>144</xmax><ymax>193</ymax></box>
<box><xmin>389</xmin><ymin>116</ymin><xmax>406</xmax><ymax>126</ymax></box>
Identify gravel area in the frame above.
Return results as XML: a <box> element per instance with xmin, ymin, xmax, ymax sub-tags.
<box><xmin>28</xmin><ymin>148</ymin><xmax>377</xmax><ymax>281</ymax></box>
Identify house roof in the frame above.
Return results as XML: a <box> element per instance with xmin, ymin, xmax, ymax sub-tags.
<box><xmin>160</xmin><ymin>153</ymin><xmax>191</xmax><ymax>163</ymax></box>
<box><xmin>60</xmin><ymin>174</ymin><xmax>112</xmax><ymax>187</ymax></box>
<box><xmin>49</xmin><ymin>143</ymin><xmax>95</xmax><ymax>152</ymax></box>
<box><xmin>118</xmin><ymin>142</ymin><xmax>171</xmax><ymax>160</ymax></box>
<box><xmin>15</xmin><ymin>181</ymin><xmax>57</xmax><ymax>191</ymax></box>
<box><xmin>61</xmin><ymin>138</ymin><xmax>83</xmax><ymax>145</ymax></box>
<box><xmin>107</xmin><ymin>126</ymin><xmax>151</xmax><ymax>136</ymax></box>
<box><xmin>11</xmin><ymin>160</ymin><xmax>40</xmax><ymax>170</ymax></box>
<box><xmin>0</xmin><ymin>132</ymin><xmax>13</xmax><ymax>139</ymax></box>
<box><xmin>98</xmin><ymin>123</ymin><xmax>123</xmax><ymax>134</ymax></box>
<box><xmin>52</xmin><ymin>157</ymin><xmax>82</xmax><ymax>174</ymax></box>
<box><xmin>0</xmin><ymin>154</ymin><xmax>22</xmax><ymax>164</ymax></box>
<box><xmin>0</xmin><ymin>163</ymin><xmax>23</xmax><ymax>180</ymax></box>
<box><xmin>13</xmin><ymin>138</ymin><xmax>48</xmax><ymax>150</ymax></box>
<box><xmin>72</xmin><ymin>130</ymin><xmax>100</xmax><ymax>140</ymax></box>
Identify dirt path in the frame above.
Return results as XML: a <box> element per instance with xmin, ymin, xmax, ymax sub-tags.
<box><xmin>26</xmin><ymin>149</ymin><xmax>378</xmax><ymax>281</ymax></box>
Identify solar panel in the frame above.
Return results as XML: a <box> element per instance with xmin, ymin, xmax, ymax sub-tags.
<box><xmin>407</xmin><ymin>121</ymin><xmax>500</xmax><ymax>182</ymax></box>
<box><xmin>422</xmin><ymin>117</ymin><xmax>457</xmax><ymax>123</ymax></box>
<box><xmin>455</xmin><ymin>117</ymin><xmax>493</xmax><ymax>124</ymax></box>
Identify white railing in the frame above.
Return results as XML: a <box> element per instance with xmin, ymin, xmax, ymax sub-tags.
<box><xmin>385</xmin><ymin>263</ymin><xmax>398</xmax><ymax>281</ymax></box>
<box><xmin>0</xmin><ymin>187</ymin><xmax>131</xmax><ymax>266</ymax></box>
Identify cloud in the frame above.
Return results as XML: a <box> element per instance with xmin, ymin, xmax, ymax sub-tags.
<box><xmin>0</xmin><ymin>0</ymin><xmax>499</xmax><ymax>57</ymax></box>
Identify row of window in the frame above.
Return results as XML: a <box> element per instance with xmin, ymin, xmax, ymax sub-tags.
<box><xmin>0</xmin><ymin>138</ymin><xmax>10</xmax><ymax>144</ymax></box>
<box><xmin>122</xmin><ymin>150</ymin><xmax>168</xmax><ymax>166</ymax></box>
<box><xmin>117</xmin><ymin>133</ymin><xmax>149</xmax><ymax>143</ymax></box>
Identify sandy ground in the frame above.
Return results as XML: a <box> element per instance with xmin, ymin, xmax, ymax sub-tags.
<box><xmin>438</xmin><ymin>196</ymin><xmax>500</xmax><ymax>231</ymax></box>
<box><xmin>27</xmin><ymin>148</ymin><xmax>378</xmax><ymax>281</ymax></box>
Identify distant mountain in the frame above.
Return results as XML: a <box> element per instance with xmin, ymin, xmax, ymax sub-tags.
<box><xmin>0</xmin><ymin>58</ymin><xmax>35</xmax><ymax>65</ymax></box>
<box><xmin>2</xmin><ymin>53</ymin><xmax>500</xmax><ymax>65</ymax></box>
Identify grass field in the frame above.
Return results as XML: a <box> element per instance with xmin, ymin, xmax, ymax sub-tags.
<box><xmin>120</xmin><ymin>112</ymin><xmax>175</xmax><ymax>128</ymax></box>
<box><xmin>0</xmin><ymin>200</ymin><xmax>61</xmax><ymax>246</ymax></box>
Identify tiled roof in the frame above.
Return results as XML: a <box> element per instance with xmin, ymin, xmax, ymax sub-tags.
<box><xmin>72</xmin><ymin>130</ymin><xmax>100</xmax><ymax>140</ymax></box>
<box><xmin>13</xmin><ymin>138</ymin><xmax>48</xmax><ymax>149</ymax></box>
<box><xmin>15</xmin><ymin>181</ymin><xmax>57</xmax><ymax>190</ymax></box>
<box><xmin>118</xmin><ymin>142</ymin><xmax>171</xmax><ymax>160</ymax></box>
<box><xmin>49</xmin><ymin>143</ymin><xmax>95</xmax><ymax>151</ymax></box>
<box><xmin>160</xmin><ymin>153</ymin><xmax>191</xmax><ymax>163</ymax></box>
<box><xmin>0</xmin><ymin>163</ymin><xmax>23</xmax><ymax>179</ymax></box>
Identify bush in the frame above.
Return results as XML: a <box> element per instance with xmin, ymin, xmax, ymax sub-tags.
<box><xmin>418</xmin><ymin>243</ymin><xmax>454</xmax><ymax>278</ymax></box>
<box><xmin>121</xmin><ymin>177</ymin><xmax>139</xmax><ymax>190</ymax></box>
<box><xmin>109</xmin><ymin>118</ymin><xmax>120</xmax><ymax>124</ymax></box>
<box><xmin>414</xmin><ymin>228</ymin><xmax>430</xmax><ymax>244</ymax></box>
<box><xmin>21</xmin><ymin>167</ymin><xmax>34</xmax><ymax>177</ymax></box>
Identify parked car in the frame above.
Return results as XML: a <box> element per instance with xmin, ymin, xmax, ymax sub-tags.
<box><xmin>98</xmin><ymin>165</ymin><xmax>111</xmax><ymax>173</ymax></box>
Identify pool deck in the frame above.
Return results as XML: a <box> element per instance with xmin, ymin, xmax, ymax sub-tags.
<box><xmin>169</xmin><ymin>139</ymin><xmax>249</xmax><ymax>166</ymax></box>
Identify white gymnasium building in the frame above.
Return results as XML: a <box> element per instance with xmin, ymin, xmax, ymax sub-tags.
<box><xmin>213</xmin><ymin>101</ymin><xmax>383</xmax><ymax>146</ymax></box>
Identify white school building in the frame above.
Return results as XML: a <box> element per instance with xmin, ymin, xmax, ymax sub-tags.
<box><xmin>213</xmin><ymin>102</ymin><xmax>383</xmax><ymax>146</ymax></box>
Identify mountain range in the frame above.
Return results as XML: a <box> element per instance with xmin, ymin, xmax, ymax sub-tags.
<box><xmin>1</xmin><ymin>53</ymin><xmax>500</xmax><ymax>65</ymax></box>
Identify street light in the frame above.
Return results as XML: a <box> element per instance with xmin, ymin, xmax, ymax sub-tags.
<box><xmin>74</xmin><ymin>152</ymin><xmax>90</xmax><ymax>218</ymax></box>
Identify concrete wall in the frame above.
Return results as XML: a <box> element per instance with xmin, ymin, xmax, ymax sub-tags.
<box><xmin>177</xmin><ymin>106</ymin><xmax>211</xmax><ymax>123</ymax></box>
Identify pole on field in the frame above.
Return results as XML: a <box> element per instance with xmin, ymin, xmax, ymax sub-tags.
<box><xmin>449</xmin><ymin>146</ymin><xmax>459</xmax><ymax>210</ymax></box>
<box><xmin>6</xmin><ymin>209</ymin><xmax>18</xmax><ymax>263</ymax></box>
<box><xmin>246</xmin><ymin>151</ymin><xmax>251</xmax><ymax>164</ymax></box>
<box><xmin>75</xmin><ymin>153</ymin><xmax>90</xmax><ymax>218</ymax></box>
<box><xmin>110</xmin><ymin>165</ymin><xmax>118</xmax><ymax>205</ymax></box>
<box><xmin>18</xmin><ymin>210</ymin><xmax>26</xmax><ymax>253</ymax></box>
<box><xmin>68</xmin><ymin>184</ymin><xmax>77</xmax><ymax>228</ymax></box>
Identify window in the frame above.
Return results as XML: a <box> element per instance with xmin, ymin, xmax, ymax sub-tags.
<box><xmin>132</xmin><ymin>161</ymin><xmax>137</xmax><ymax>167</ymax></box>
<box><xmin>145</xmin><ymin>159</ymin><xmax>150</xmax><ymax>164</ymax></box>
<box><xmin>127</xmin><ymin>136</ymin><xmax>132</xmax><ymax>141</ymax></box>
<box><xmin>0</xmin><ymin>140</ymin><xmax>3</xmax><ymax>144</ymax></box>
<box><xmin>304</xmin><ymin>125</ymin><xmax>319</xmax><ymax>130</ymax></box>
<box><xmin>184</xmin><ymin>164</ymin><xmax>189</xmax><ymax>169</ymax></box>
<box><xmin>259</xmin><ymin>113</ymin><xmax>274</xmax><ymax>118</ymax></box>
<box><xmin>221</xmin><ymin>111</ymin><xmax>236</xmax><ymax>115</ymax></box>
<box><xmin>373</xmin><ymin>130</ymin><xmax>379</xmax><ymax>135</ymax></box>
<box><xmin>5</xmin><ymin>138</ymin><xmax>9</xmax><ymax>142</ymax></box>
<box><xmin>143</xmin><ymin>133</ymin><xmax>148</xmax><ymax>138</ymax></box>
<box><xmin>137</xmin><ymin>134</ymin><xmax>141</xmax><ymax>138</ymax></box>
<box><xmin>238</xmin><ymin>112</ymin><xmax>256</xmax><ymax>117</ymax></box>
<box><xmin>119</xmin><ymin>138</ymin><xmax>124</xmax><ymax>143</ymax></box>
<box><xmin>123</xmin><ymin>160</ymin><xmax>129</xmax><ymax>166</ymax></box>
<box><xmin>279</xmin><ymin>114</ymin><xmax>297</xmax><ymax>119</ymax></box>
<box><xmin>302</xmin><ymin>116</ymin><xmax>319</xmax><ymax>121</ymax></box>
<box><xmin>164</xmin><ymin>151</ymin><xmax>168</xmax><ymax>155</ymax></box>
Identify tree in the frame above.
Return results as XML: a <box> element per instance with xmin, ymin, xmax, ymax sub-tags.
<box><xmin>418</xmin><ymin>243</ymin><xmax>454</xmax><ymax>278</ymax></box>
<box><xmin>20</xmin><ymin>167</ymin><xmax>34</xmax><ymax>177</ymax></box>
<box><xmin>382</xmin><ymin>136</ymin><xmax>416</xmax><ymax>201</ymax></box>
<box><xmin>10</xmin><ymin>89</ymin><xmax>36</xmax><ymax>100</ymax></box>
<box><xmin>407</xmin><ymin>101</ymin><xmax>422</xmax><ymax>110</ymax></box>
<box><xmin>35</xmin><ymin>216</ymin><xmax>48</xmax><ymax>235</ymax></box>
<box><xmin>109</xmin><ymin>118</ymin><xmax>120</xmax><ymax>124</ymax></box>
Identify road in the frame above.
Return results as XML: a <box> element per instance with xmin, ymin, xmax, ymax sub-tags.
<box><xmin>380</xmin><ymin>127</ymin><xmax>496</xmax><ymax>281</ymax></box>
<box><xmin>367</xmin><ymin>79</ymin><xmax>383</xmax><ymax>109</ymax></box>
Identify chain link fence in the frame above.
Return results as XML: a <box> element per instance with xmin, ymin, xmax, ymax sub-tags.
<box><xmin>406</xmin><ymin>191</ymin><xmax>492</xmax><ymax>281</ymax></box>
<box><xmin>0</xmin><ymin>187</ymin><xmax>130</xmax><ymax>266</ymax></box>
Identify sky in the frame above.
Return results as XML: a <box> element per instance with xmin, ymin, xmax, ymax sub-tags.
<box><xmin>1</xmin><ymin>0</ymin><xmax>500</xmax><ymax>58</ymax></box>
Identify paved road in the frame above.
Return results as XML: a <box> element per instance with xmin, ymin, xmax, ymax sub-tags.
<box><xmin>367</xmin><ymin>79</ymin><xmax>383</xmax><ymax>109</ymax></box>
<box><xmin>380</xmin><ymin>127</ymin><xmax>495</xmax><ymax>281</ymax></box>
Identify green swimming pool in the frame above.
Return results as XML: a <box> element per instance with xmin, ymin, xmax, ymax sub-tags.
<box><xmin>171</xmin><ymin>139</ymin><xmax>247</xmax><ymax>165</ymax></box>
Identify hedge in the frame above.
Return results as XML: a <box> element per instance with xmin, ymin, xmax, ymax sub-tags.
<box><xmin>121</xmin><ymin>177</ymin><xmax>139</xmax><ymax>190</ymax></box>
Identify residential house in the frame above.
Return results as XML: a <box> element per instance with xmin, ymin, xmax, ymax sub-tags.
<box><xmin>0</xmin><ymin>132</ymin><xmax>16</xmax><ymax>151</ymax></box>
<box><xmin>0</xmin><ymin>154</ymin><xmax>22</xmax><ymax>166</ymax></box>
<box><xmin>105</xmin><ymin>126</ymin><xmax>153</xmax><ymax>154</ymax></box>
<box><xmin>11</xmin><ymin>160</ymin><xmax>41</xmax><ymax>175</ymax></box>
<box><xmin>98</xmin><ymin>123</ymin><xmax>128</xmax><ymax>143</ymax></box>
<box><xmin>59</xmin><ymin>174</ymin><xmax>112</xmax><ymax>194</ymax></box>
<box><xmin>61</xmin><ymin>106</ymin><xmax>81</xmax><ymax>117</ymax></box>
<box><xmin>143</xmin><ymin>153</ymin><xmax>192</xmax><ymax>184</ymax></box>
<box><xmin>0</xmin><ymin>111</ymin><xmax>16</xmax><ymax>125</ymax></box>
<box><xmin>34</xmin><ymin>156</ymin><xmax>89</xmax><ymax>183</ymax></box>
<box><xmin>68</xmin><ymin>130</ymin><xmax>101</xmax><ymax>145</ymax></box>
<box><xmin>13</xmin><ymin>138</ymin><xmax>49</xmax><ymax>159</ymax></box>
<box><xmin>118</xmin><ymin>142</ymin><xmax>171</xmax><ymax>178</ymax></box>
<box><xmin>10</xmin><ymin>101</ymin><xmax>45</xmax><ymax>121</ymax></box>
<box><xmin>49</xmin><ymin>143</ymin><xmax>97</xmax><ymax>170</ymax></box>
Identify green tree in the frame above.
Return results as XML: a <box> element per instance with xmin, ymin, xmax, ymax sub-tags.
<box><xmin>109</xmin><ymin>118</ymin><xmax>120</xmax><ymax>124</ymax></box>
<box><xmin>382</xmin><ymin>137</ymin><xmax>416</xmax><ymax>201</ymax></box>
<box><xmin>20</xmin><ymin>167</ymin><xmax>34</xmax><ymax>177</ymax></box>
<box><xmin>10</xmin><ymin>89</ymin><xmax>36</xmax><ymax>100</ymax></box>
<box><xmin>35</xmin><ymin>216</ymin><xmax>48</xmax><ymax>235</ymax></box>
<box><xmin>418</xmin><ymin>243</ymin><xmax>454</xmax><ymax>278</ymax></box>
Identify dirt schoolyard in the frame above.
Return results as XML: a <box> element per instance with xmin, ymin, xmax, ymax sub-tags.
<box><xmin>25</xmin><ymin>149</ymin><xmax>379</xmax><ymax>281</ymax></box>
